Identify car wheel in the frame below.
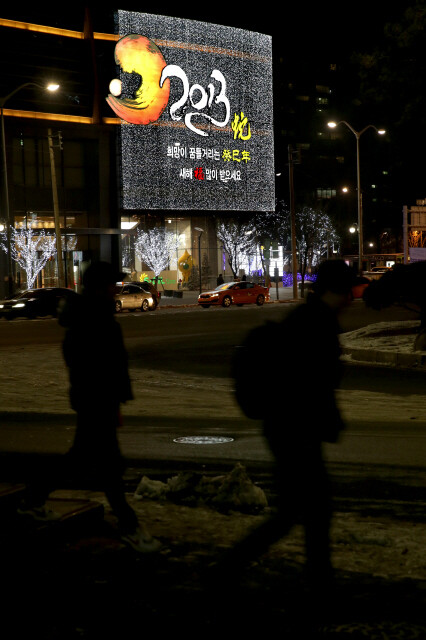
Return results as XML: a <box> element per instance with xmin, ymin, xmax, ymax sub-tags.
<box><xmin>141</xmin><ymin>299</ymin><xmax>149</xmax><ymax>312</ymax></box>
<box><xmin>256</xmin><ymin>294</ymin><xmax>265</xmax><ymax>306</ymax></box>
<box><xmin>222</xmin><ymin>296</ymin><xmax>232</xmax><ymax>308</ymax></box>
<box><xmin>201</xmin><ymin>304</ymin><xmax>210</xmax><ymax>308</ymax></box>
<box><xmin>115</xmin><ymin>301</ymin><xmax>122</xmax><ymax>313</ymax></box>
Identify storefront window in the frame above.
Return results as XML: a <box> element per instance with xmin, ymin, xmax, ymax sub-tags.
<box><xmin>120</xmin><ymin>215</ymin><xmax>217</xmax><ymax>290</ymax></box>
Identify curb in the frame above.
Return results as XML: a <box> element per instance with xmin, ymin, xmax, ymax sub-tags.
<box><xmin>341</xmin><ymin>346</ymin><xmax>426</xmax><ymax>369</ymax></box>
<box><xmin>159</xmin><ymin>298</ymin><xmax>299</xmax><ymax>309</ymax></box>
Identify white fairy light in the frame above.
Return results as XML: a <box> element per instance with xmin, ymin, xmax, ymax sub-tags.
<box><xmin>0</xmin><ymin>227</ymin><xmax>57</xmax><ymax>289</ymax></box>
<box><xmin>61</xmin><ymin>235</ymin><xmax>77</xmax><ymax>252</ymax></box>
<box><xmin>115</xmin><ymin>11</ymin><xmax>274</xmax><ymax>212</ymax></box>
<box><xmin>134</xmin><ymin>227</ymin><xmax>178</xmax><ymax>278</ymax></box>
<box><xmin>216</xmin><ymin>220</ymin><xmax>257</xmax><ymax>277</ymax></box>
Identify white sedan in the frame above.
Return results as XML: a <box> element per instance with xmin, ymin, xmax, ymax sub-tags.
<box><xmin>114</xmin><ymin>284</ymin><xmax>155</xmax><ymax>312</ymax></box>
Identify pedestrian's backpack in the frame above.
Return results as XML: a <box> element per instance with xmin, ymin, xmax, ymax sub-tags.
<box><xmin>231</xmin><ymin>320</ymin><xmax>281</xmax><ymax>419</ymax></box>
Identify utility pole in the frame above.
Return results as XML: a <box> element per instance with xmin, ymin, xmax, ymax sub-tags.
<box><xmin>48</xmin><ymin>129</ymin><xmax>65</xmax><ymax>288</ymax></box>
<box><xmin>403</xmin><ymin>205</ymin><xmax>408</xmax><ymax>265</ymax></box>
<box><xmin>288</xmin><ymin>145</ymin><xmax>298</xmax><ymax>299</ymax></box>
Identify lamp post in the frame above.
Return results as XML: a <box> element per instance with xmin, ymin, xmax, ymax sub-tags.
<box><xmin>287</xmin><ymin>146</ymin><xmax>298</xmax><ymax>299</ymax></box>
<box><xmin>194</xmin><ymin>226</ymin><xmax>204</xmax><ymax>293</ymax></box>
<box><xmin>47</xmin><ymin>128</ymin><xmax>65</xmax><ymax>288</ymax></box>
<box><xmin>327</xmin><ymin>120</ymin><xmax>385</xmax><ymax>275</ymax></box>
<box><xmin>0</xmin><ymin>82</ymin><xmax>59</xmax><ymax>295</ymax></box>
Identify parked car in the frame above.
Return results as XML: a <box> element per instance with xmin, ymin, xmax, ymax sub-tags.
<box><xmin>0</xmin><ymin>287</ymin><xmax>79</xmax><ymax>319</ymax></box>
<box><xmin>351</xmin><ymin>275</ymin><xmax>372</xmax><ymax>299</ymax></box>
<box><xmin>363</xmin><ymin>266</ymin><xmax>392</xmax><ymax>281</ymax></box>
<box><xmin>119</xmin><ymin>280</ymin><xmax>161</xmax><ymax>309</ymax></box>
<box><xmin>198</xmin><ymin>281</ymin><xmax>270</xmax><ymax>308</ymax></box>
<box><xmin>114</xmin><ymin>283</ymin><xmax>156</xmax><ymax>312</ymax></box>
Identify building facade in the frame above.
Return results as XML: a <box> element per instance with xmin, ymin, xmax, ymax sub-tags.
<box><xmin>0</xmin><ymin>9</ymin><xmax>276</xmax><ymax>297</ymax></box>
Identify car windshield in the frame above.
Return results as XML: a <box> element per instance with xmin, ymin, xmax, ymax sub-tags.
<box><xmin>215</xmin><ymin>282</ymin><xmax>236</xmax><ymax>291</ymax></box>
<box><xmin>18</xmin><ymin>290</ymin><xmax>43</xmax><ymax>299</ymax></box>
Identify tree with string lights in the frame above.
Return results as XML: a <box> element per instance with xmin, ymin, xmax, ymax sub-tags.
<box><xmin>134</xmin><ymin>227</ymin><xmax>178</xmax><ymax>286</ymax></box>
<box><xmin>0</xmin><ymin>227</ymin><xmax>57</xmax><ymax>289</ymax></box>
<box><xmin>216</xmin><ymin>219</ymin><xmax>257</xmax><ymax>278</ymax></box>
<box><xmin>281</xmin><ymin>204</ymin><xmax>340</xmax><ymax>294</ymax></box>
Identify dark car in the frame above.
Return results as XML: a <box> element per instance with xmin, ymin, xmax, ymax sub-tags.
<box><xmin>0</xmin><ymin>287</ymin><xmax>79</xmax><ymax>319</ymax></box>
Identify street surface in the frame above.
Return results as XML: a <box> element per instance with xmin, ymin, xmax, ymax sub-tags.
<box><xmin>0</xmin><ymin>300</ymin><xmax>425</xmax><ymax>476</ymax></box>
<box><xmin>1</xmin><ymin>299</ymin><xmax>424</xmax><ymax>639</ymax></box>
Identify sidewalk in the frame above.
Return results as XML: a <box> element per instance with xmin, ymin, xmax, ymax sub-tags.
<box><xmin>2</xmin><ymin>477</ymin><xmax>425</xmax><ymax>638</ymax></box>
<box><xmin>2</xmin><ymin>288</ymin><xmax>425</xmax><ymax>637</ymax></box>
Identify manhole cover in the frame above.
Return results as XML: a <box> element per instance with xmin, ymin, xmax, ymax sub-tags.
<box><xmin>173</xmin><ymin>436</ymin><xmax>234</xmax><ymax>445</ymax></box>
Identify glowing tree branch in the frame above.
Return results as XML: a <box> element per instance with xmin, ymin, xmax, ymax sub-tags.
<box><xmin>216</xmin><ymin>220</ymin><xmax>257</xmax><ymax>277</ymax></box>
<box><xmin>134</xmin><ymin>228</ymin><xmax>178</xmax><ymax>281</ymax></box>
<box><xmin>282</xmin><ymin>206</ymin><xmax>340</xmax><ymax>267</ymax></box>
<box><xmin>281</xmin><ymin>205</ymin><xmax>340</xmax><ymax>294</ymax></box>
<box><xmin>61</xmin><ymin>235</ymin><xmax>77</xmax><ymax>252</ymax></box>
<box><xmin>0</xmin><ymin>227</ymin><xmax>57</xmax><ymax>289</ymax></box>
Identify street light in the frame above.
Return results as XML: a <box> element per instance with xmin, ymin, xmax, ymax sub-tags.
<box><xmin>287</xmin><ymin>145</ymin><xmax>298</xmax><ymax>299</ymax></box>
<box><xmin>0</xmin><ymin>82</ymin><xmax>59</xmax><ymax>295</ymax></box>
<box><xmin>194</xmin><ymin>226</ymin><xmax>204</xmax><ymax>293</ymax></box>
<box><xmin>327</xmin><ymin>120</ymin><xmax>385</xmax><ymax>274</ymax></box>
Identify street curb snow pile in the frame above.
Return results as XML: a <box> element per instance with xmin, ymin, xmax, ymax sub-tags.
<box><xmin>134</xmin><ymin>462</ymin><xmax>268</xmax><ymax>514</ymax></box>
<box><xmin>339</xmin><ymin>320</ymin><xmax>421</xmax><ymax>353</ymax></box>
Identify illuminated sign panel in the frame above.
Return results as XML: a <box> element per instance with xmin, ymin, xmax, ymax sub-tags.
<box><xmin>109</xmin><ymin>12</ymin><xmax>274</xmax><ymax>212</ymax></box>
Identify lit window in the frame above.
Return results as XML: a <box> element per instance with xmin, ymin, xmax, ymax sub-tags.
<box><xmin>316</xmin><ymin>188</ymin><xmax>337</xmax><ymax>199</ymax></box>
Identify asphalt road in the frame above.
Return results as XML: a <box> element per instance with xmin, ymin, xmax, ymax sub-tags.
<box><xmin>0</xmin><ymin>301</ymin><xmax>425</xmax><ymax>476</ymax></box>
<box><xmin>0</xmin><ymin>294</ymin><xmax>421</xmax><ymax>347</ymax></box>
<box><xmin>1</xmin><ymin>301</ymin><xmax>424</xmax><ymax>639</ymax></box>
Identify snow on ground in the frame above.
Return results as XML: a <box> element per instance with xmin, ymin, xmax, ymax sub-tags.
<box><xmin>339</xmin><ymin>320</ymin><xmax>422</xmax><ymax>353</ymax></box>
<box><xmin>1</xmin><ymin>320</ymin><xmax>425</xmax><ymax>423</ymax></box>
<box><xmin>1</xmin><ymin>320</ymin><xmax>425</xmax><ymax>584</ymax></box>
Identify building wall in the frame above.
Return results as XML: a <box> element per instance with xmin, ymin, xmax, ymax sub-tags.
<box><xmin>2</xmin><ymin>118</ymin><xmax>120</xmax><ymax>293</ymax></box>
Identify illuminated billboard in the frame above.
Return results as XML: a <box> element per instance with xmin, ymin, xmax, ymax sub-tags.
<box><xmin>108</xmin><ymin>11</ymin><xmax>274</xmax><ymax>212</ymax></box>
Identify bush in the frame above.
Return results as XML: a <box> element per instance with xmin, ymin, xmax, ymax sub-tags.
<box><xmin>282</xmin><ymin>272</ymin><xmax>317</xmax><ymax>287</ymax></box>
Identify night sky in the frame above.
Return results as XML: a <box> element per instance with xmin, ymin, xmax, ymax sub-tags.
<box><xmin>0</xmin><ymin>3</ymin><xmax>422</xmax><ymax>236</ymax></box>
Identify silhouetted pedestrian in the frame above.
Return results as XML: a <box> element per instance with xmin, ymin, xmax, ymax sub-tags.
<box><xmin>211</xmin><ymin>259</ymin><xmax>354</xmax><ymax>595</ymax></box>
<box><xmin>217</xmin><ymin>273</ymin><xmax>224</xmax><ymax>286</ymax></box>
<box><xmin>18</xmin><ymin>261</ymin><xmax>160</xmax><ymax>553</ymax></box>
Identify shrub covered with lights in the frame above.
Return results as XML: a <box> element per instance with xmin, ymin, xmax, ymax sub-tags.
<box><xmin>282</xmin><ymin>272</ymin><xmax>317</xmax><ymax>287</ymax></box>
